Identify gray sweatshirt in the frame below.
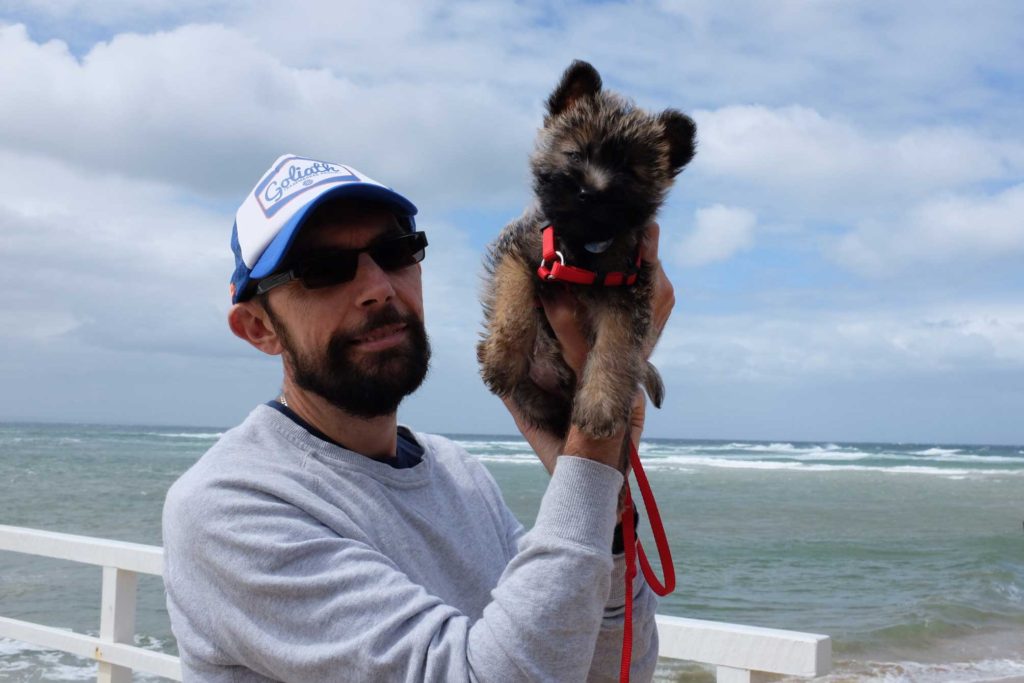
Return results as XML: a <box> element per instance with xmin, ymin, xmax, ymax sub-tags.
<box><xmin>162</xmin><ymin>405</ymin><xmax>658</xmax><ymax>682</ymax></box>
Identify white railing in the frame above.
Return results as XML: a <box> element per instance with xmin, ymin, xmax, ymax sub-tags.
<box><xmin>656</xmin><ymin>615</ymin><xmax>830</xmax><ymax>682</ymax></box>
<box><xmin>0</xmin><ymin>525</ymin><xmax>181</xmax><ymax>682</ymax></box>
<box><xmin>0</xmin><ymin>525</ymin><xmax>830</xmax><ymax>682</ymax></box>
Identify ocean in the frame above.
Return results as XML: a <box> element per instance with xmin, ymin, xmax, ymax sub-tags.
<box><xmin>1</xmin><ymin>422</ymin><xmax>1022</xmax><ymax>682</ymax></box>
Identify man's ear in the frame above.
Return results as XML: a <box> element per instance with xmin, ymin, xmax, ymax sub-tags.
<box><xmin>228</xmin><ymin>301</ymin><xmax>283</xmax><ymax>356</ymax></box>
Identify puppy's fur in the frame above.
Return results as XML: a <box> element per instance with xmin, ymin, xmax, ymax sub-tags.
<box><xmin>478</xmin><ymin>60</ymin><xmax>696</xmax><ymax>439</ymax></box>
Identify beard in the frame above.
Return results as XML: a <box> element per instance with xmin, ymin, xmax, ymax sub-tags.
<box><xmin>270</xmin><ymin>304</ymin><xmax>431</xmax><ymax>418</ymax></box>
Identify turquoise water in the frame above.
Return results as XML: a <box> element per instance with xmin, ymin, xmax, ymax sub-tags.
<box><xmin>1</xmin><ymin>423</ymin><xmax>1023</xmax><ymax>681</ymax></box>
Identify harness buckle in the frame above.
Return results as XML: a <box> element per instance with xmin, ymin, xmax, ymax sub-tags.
<box><xmin>539</xmin><ymin>250</ymin><xmax>566</xmax><ymax>279</ymax></box>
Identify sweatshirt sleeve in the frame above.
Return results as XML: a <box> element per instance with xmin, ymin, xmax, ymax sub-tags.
<box><xmin>164</xmin><ymin>455</ymin><xmax>632</xmax><ymax>682</ymax></box>
<box><xmin>490</xmin><ymin>463</ymin><xmax>660</xmax><ymax>682</ymax></box>
<box><xmin>586</xmin><ymin>555</ymin><xmax>660</xmax><ymax>682</ymax></box>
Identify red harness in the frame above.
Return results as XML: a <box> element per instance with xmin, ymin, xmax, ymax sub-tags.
<box><xmin>536</xmin><ymin>225</ymin><xmax>641</xmax><ymax>286</ymax></box>
<box><xmin>534</xmin><ymin>223</ymin><xmax>676</xmax><ymax>682</ymax></box>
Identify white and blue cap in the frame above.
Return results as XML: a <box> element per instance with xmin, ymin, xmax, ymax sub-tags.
<box><xmin>230</xmin><ymin>154</ymin><xmax>418</xmax><ymax>303</ymax></box>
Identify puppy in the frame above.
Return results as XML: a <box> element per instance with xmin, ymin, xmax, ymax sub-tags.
<box><xmin>478</xmin><ymin>60</ymin><xmax>696</xmax><ymax>440</ymax></box>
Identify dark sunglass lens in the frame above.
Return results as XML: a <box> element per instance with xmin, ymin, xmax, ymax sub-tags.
<box><xmin>299</xmin><ymin>253</ymin><xmax>359</xmax><ymax>288</ymax></box>
<box><xmin>372</xmin><ymin>233</ymin><xmax>427</xmax><ymax>270</ymax></box>
<box><xmin>293</xmin><ymin>233</ymin><xmax>427</xmax><ymax>289</ymax></box>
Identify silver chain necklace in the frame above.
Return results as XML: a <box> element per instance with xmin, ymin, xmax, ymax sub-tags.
<box><xmin>278</xmin><ymin>394</ymin><xmax>288</xmax><ymax>407</ymax></box>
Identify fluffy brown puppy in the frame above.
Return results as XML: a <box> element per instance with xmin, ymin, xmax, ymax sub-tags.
<box><xmin>478</xmin><ymin>60</ymin><xmax>696</xmax><ymax>440</ymax></box>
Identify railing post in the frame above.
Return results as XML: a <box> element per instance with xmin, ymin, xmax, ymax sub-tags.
<box><xmin>716</xmin><ymin>666</ymin><xmax>773</xmax><ymax>683</ymax></box>
<box><xmin>97</xmin><ymin>566</ymin><xmax>138</xmax><ymax>683</ymax></box>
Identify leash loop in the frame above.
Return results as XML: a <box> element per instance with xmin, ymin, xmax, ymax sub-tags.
<box><xmin>619</xmin><ymin>439</ymin><xmax>676</xmax><ymax>682</ymax></box>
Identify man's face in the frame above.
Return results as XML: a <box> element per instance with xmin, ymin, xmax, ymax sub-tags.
<box><xmin>262</xmin><ymin>211</ymin><xmax>430</xmax><ymax>418</ymax></box>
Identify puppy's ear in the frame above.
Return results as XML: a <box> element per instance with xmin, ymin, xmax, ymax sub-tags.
<box><xmin>660</xmin><ymin>109</ymin><xmax>697</xmax><ymax>174</ymax></box>
<box><xmin>546</xmin><ymin>60</ymin><xmax>602</xmax><ymax>121</ymax></box>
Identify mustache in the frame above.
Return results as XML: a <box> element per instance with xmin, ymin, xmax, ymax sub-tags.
<box><xmin>338</xmin><ymin>306</ymin><xmax>418</xmax><ymax>346</ymax></box>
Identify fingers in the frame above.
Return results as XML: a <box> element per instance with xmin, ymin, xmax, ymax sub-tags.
<box><xmin>628</xmin><ymin>389</ymin><xmax>646</xmax><ymax>450</ymax></box>
<box><xmin>652</xmin><ymin>271</ymin><xmax>675</xmax><ymax>337</ymax></box>
<box><xmin>642</xmin><ymin>223</ymin><xmax>675</xmax><ymax>356</ymax></box>
<box><xmin>542</xmin><ymin>223</ymin><xmax>673</xmax><ymax>368</ymax></box>
<box><xmin>501</xmin><ymin>395</ymin><xmax>562</xmax><ymax>474</ymax></box>
<box><xmin>640</xmin><ymin>222</ymin><xmax>661</xmax><ymax>265</ymax></box>
<box><xmin>540</xmin><ymin>288</ymin><xmax>588</xmax><ymax>375</ymax></box>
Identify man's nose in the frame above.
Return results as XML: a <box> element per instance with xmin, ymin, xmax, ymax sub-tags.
<box><xmin>353</xmin><ymin>252</ymin><xmax>396</xmax><ymax>307</ymax></box>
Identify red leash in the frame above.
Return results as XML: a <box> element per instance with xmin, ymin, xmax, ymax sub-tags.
<box><xmin>619</xmin><ymin>440</ymin><xmax>675</xmax><ymax>682</ymax></box>
<box><xmin>531</xmin><ymin>226</ymin><xmax>675</xmax><ymax>680</ymax></box>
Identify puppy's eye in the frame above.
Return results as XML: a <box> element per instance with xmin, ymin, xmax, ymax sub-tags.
<box><xmin>565</xmin><ymin>150</ymin><xmax>583</xmax><ymax>163</ymax></box>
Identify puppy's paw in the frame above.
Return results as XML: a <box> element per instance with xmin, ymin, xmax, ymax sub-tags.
<box><xmin>480</xmin><ymin>367</ymin><xmax>521</xmax><ymax>398</ymax></box>
<box><xmin>477</xmin><ymin>339</ymin><xmax>528</xmax><ymax>397</ymax></box>
<box><xmin>643</xmin><ymin>361</ymin><xmax>665</xmax><ymax>408</ymax></box>
<box><xmin>512</xmin><ymin>382</ymin><xmax>571</xmax><ymax>438</ymax></box>
<box><xmin>572</xmin><ymin>395</ymin><xmax>628</xmax><ymax>440</ymax></box>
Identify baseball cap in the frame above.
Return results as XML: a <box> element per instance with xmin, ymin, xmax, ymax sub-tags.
<box><xmin>229</xmin><ymin>154</ymin><xmax>418</xmax><ymax>303</ymax></box>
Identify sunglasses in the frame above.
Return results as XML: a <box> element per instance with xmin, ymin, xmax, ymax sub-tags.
<box><xmin>255</xmin><ymin>231</ymin><xmax>428</xmax><ymax>295</ymax></box>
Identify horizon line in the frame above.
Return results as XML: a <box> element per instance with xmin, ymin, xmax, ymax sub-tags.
<box><xmin>1</xmin><ymin>418</ymin><xmax>1021</xmax><ymax>449</ymax></box>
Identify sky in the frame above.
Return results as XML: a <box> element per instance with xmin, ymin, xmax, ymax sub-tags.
<box><xmin>1</xmin><ymin>1</ymin><xmax>1022</xmax><ymax>444</ymax></box>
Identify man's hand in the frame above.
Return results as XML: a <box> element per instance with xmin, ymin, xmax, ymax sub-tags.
<box><xmin>505</xmin><ymin>223</ymin><xmax>675</xmax><ymax>472</ymax></box>
<box><xmin>639</xmin><ymin>223</ymin><xmax>675</xmax><ymax>359</ymax></box>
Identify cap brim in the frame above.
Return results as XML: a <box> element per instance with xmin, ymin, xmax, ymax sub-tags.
<box><xmin>250</xmin><ymin>183</ymin><xmax>418</xmax><ymax>279</ymax></box>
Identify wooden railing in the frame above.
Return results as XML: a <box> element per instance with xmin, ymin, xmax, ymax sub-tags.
<box><xmin>0</xmin><ymin>525</ymin><xmax>830</xmax><ymax>682</ymax></box>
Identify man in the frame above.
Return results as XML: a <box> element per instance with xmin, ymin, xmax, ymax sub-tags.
<box><xmin>163</xmin><ymin>154</ymin><xmax>671</xmax><ymax>681</ymax></box>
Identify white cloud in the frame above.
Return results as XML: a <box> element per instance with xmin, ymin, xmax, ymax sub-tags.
<box><xmin>3</xmin><ymin>0</ymin><xmax>243</xmax><ymax>26</ymax></box>
<box><xmin>693</xmin><ymin>105</ymin><xmax>1023</xmax><ymax>216</ymax></box>
<box><xmin>834</xmin><ymin>183</ymin><xmax>1024</xmax><ymax>275</ymax></box>
<box><xmin>0</xmin><ymin>3</ymin><xmax>1022</xmax><ymax>440</ymax></box>
<box><xmin>0</xmin><ymin>22</ymin><xmax>537</xmax><ymax>206</ymax></box>
<box><xmin>0</xmin><ymin>309</ymin><xmax>78</xmax><ymax>341</ymax></box>
<box><xmin>2</xmin><ymin>14</ymin><xmax>1020</xmax><ymax>238</ymax></box>
<box><xmin>7</xmin><ymin>1</ymin><xmax>1024</xmax><ymax>137</ymax></box>
<box><xmin>0</xmin><ymin>146</ymin><xmax>490</xmax><ymax>361</ymax></box>
<box><xmin>674</xmin><ymin>204</ymin><xmax>756</xmax><ymax>267</ymax></box>
<box><xmin>0</xmin><ymin>149</ymin><xmax>232</xmax><ymax>356</ymax></box>
<box><xmin>653</xmin><ymin>302</ymin><xmax>1024</xmax><ymax>384</ymax></box>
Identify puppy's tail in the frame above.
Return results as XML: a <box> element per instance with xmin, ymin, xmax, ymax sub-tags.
<box><xmin>642</xmin><ymin>361</ymin><xmax>665</xmax><ymax>409</ymax></box>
